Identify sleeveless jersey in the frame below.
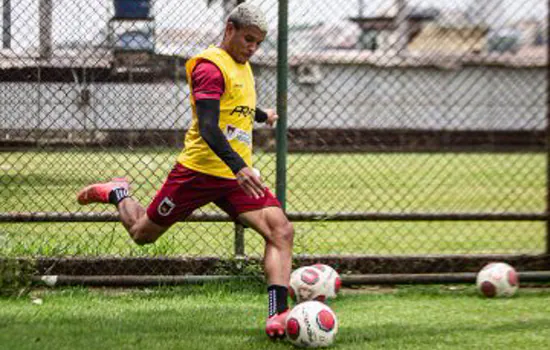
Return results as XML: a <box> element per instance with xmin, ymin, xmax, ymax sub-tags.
<box><xmin>177</xmin><ymin>46</ymin><xmax>256</xmax><ymax>179</ymax></box>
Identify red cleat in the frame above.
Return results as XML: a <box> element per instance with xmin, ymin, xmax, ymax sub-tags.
<box><xmin>76</xmin><ymin>177</ymin><xmax>129</xmax><ymax>205</ymax></box>
<box><xmin>265</xmin><ymin>309</ymin><xmax>289</xmax><ymax>340</ymax></box>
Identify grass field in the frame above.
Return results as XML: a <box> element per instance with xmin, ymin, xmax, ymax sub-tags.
<box><xmin>0</xmin><ymin>150</ymin><xmax>546</xmax><ymax>257</ymax></box>
<box><xmin>1</xmin><ymin>282</ymin><xmax>550</xmax><ymax>350</ymax></box>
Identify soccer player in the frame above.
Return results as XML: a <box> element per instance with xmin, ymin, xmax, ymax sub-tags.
<box><xmin>76</xmin><ymin>3</ymin><xmax>293</xmax><ymax>339</ymax></box>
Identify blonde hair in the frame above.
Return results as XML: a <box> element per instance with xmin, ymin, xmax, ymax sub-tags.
<box><xmin>227</xmin><ymin>3</ymin><xmax>268</xmax><ymax>33</ymax></box>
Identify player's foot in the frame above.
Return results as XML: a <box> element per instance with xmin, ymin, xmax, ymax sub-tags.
<box><xmin>265</xmin><ymin>309</ymin><xmax>289</xmax><ymax>339</ymax></box>
<box><xmin>76</xmin><ymin>177</ymin><xmax>128</xmax><ymax>205</ymax></box>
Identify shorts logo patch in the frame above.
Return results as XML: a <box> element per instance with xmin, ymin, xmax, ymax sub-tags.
<box><xmin>158</xmin><ymin>197</ymin><xmax>175</xmax><ymax>216</ymax></box>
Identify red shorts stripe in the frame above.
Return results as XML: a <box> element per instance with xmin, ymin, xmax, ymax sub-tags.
<box><xmin>146</xmin><ymin>163</ymin><xmax>281</xmax><ymax>227</ymax></box>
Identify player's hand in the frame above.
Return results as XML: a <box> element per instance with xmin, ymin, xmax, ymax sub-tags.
<box><xmin>236</xmin><ymin>167</ymin><xmax>265</xmax><ymax>199</ymax></box>
<box><xmin>264</xmin><ymin>109</ymin><xmax>279</xmax><ymax>127</ymax></box>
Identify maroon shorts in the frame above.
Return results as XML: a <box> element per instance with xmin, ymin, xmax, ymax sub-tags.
<box><xmin>146</xmin><ymin>163</ymin><xmax>281</xmax><ymax>227</ymax></box>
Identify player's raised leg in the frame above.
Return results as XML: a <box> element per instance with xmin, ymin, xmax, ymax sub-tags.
<box><xmin>238</xmin><ymin>206</ymin><xmax>294</xmax><ymax>339</ymax></box>
<box><xmin>76</xmin><ymin>178</ymin><xmax>168</xmax><ymax>245</ymax></box>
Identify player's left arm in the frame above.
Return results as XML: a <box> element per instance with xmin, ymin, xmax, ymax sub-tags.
<box><xmin>255</xmin><ymin>108</ymin><xmax>278</xmax><ymax>127</ymax></box>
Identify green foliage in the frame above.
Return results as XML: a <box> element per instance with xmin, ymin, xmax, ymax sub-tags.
<box><xmin>213</xmin><ymin>257</ymin><xmax>265</xmax><ymax>278</ymax></box>
<box><xmin>0</xmin><ymin>259</ymin><xmax>35</xmax><ymax>297</ymax></box>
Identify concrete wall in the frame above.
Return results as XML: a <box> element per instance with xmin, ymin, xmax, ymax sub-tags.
<box><xmin>1</xmin><ymin>65</ymin><xmax>546</xmax><ymax>131</ymax></box>
<box><xmin>1</xmin><ymin>83</ymin><xmax>189</xmax><ymax>130</ymax></box>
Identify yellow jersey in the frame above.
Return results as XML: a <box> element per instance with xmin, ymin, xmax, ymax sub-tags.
<box><xmin>177</xmin><ymin>46</ymin><xmax>256</xmax><ymax>179</ymax></box>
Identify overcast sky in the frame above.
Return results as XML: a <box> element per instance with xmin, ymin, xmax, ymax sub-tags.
<box><xmin>2</xmin><ymin>0</ymin><xmax>547</xmax><ymax>51</ymax></box>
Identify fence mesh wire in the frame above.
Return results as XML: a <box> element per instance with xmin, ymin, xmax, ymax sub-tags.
<box><xmin>0</xmin><ymin>0</ymin><xmax>548</xmax><ymax>275</ymax></box>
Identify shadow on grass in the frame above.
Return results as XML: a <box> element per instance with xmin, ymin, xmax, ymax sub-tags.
<box><xmin>81</xmin><ymin>281</ymin><xmax>268</xmax><ymax>298</ymax></box>
<box><xmin>338</xmin><ymin>318</ymin><xmax>550</xmax><ymax>345</ymax></box>
<box><xmin>2</xmin><ymin>305</ymin><xmax>292</xmax><ymax>349</ymax></box>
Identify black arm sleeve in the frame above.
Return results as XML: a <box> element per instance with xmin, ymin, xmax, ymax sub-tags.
<box><xmin>255</xmin><ymin>108</ymin><xmax>268</xmax><ymax>123</ymax></box>
<box><xmin>196</xmin><ymin>99</ymin><xmax>247</xmax><ymax>175</ymax></box>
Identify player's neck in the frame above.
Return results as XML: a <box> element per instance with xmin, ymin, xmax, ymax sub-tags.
<box><xmin>218</xmin><ymin>44</ymin><xmax>244</xmax><ymax>65</ymax></box>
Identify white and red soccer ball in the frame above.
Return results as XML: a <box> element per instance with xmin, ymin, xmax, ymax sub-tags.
<box><xmin>285</xmin><ymin>301</ymin><xmax>338</xmax><ymax>348</ymax></box>
<box><xmin>476</xmin><ymin>262</ymin><xmax>519</xmax><ymax>298</ymax></box>
<box><xmin>289</xmin><ymin>264</ymin><xmax>341</xmax><ymax>303</ymax></box>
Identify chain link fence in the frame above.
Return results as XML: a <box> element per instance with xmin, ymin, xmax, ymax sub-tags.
<box><xmin>0</xmin><ymin>0</ymin><xmax>548</xmax><ymax>278</ymax></box>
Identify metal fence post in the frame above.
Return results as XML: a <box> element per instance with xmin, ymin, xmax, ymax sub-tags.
<box><xmin>276</xmin><ymin>0</ymin><xmax>289</xmax><ymax>210</ymax></box>
<box><xmin>547</xmin><ymin>0</ymin><xmax>550</xmax><ymax>254</ymax></box>
<box><xmin>234</xmin><ymin>223</ymin><xmax>245</xmax><ymax>257</ymax></box>
<box><xmin>2</xmin><ymin>0</ymin><xmax>11</xmax><ymax>49</ymax></box>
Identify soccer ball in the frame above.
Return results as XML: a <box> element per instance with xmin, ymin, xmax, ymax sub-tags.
<box><xmin>476</xmin><ymin>262</ymin><xmax>519</xmax><ymax>298</ymax></box>
<box><xmin>285</xmin><ymin>301</ymin><xmax>338</xmax><ymax>348</ymax></box>
<box><xmin>289</xmin><ymin>265</ymin><xmax>341</xmax><ymax>303</ymax></box>
<box><xmin>310</xmin><ymin>264</ymin><xmax>341</xmax><ymax>300</ymax></box>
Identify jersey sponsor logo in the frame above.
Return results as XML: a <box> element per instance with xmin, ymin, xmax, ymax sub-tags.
<box><xmin>158</xmin><ymin>197</ymin><xmax>175</xmax><ymax>216</ymax></box>
<box><xmin>230</xmin><ymin>106</ymin><xmax>255</xmax><ymax>119</ymax></box>
<box><xmin>226</xmin><ymin>124</ymin><xmax>252</xmax><ymax>146</ymax></box>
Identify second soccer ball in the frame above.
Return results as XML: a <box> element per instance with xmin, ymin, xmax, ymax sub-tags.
<box><xmin>476</xmin><ymin>262</ymin><xmax>519</xmax><ymax>298</ymax></box>
<box><xmin>289</xmin><ymin>264</ymin><xmax>341</xmax><ymax>303</ymax></box>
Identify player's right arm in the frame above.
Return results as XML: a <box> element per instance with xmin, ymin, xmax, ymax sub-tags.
<box><xmin>192</xmin><ymin>61</ymin><xmax>264</xmax><ymax>199</ymax></box>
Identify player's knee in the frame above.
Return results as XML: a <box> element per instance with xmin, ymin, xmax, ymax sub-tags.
<box><xmin>131</xmin><ymin>229</ymin><xmax>159</xmax><ymax>246</ymax></box>
<box><xmin>128</xmin><ymin>217</ymin><xmax>166</xmax><ymax>245</ymax></box>
<box><xmin>274</xmin><ymin>221</ymin><xmax>294</xmax><ymax>246</ymax></box>
<box><xmin>133</xmin><ymin>234</ymin><xmax>158</xmax><ymax>246</ymax></box>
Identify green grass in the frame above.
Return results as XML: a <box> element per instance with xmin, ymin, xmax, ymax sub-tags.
<box><xmin>1</xmin><ymin>151</ymin><xmax>544</xmax><ymax>213</ymax></box>
<box><xmin>1</xmin><ymin>283</ymin><xmax>549</xmax><ymax>349</ymax></box>
<box><xmin>0</xmin><ymin>150</ymin><xmax>546</xmax><ymax>256</ymax></box>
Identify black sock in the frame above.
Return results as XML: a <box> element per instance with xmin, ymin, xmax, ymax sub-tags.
<box><xmin>268</xmin><ymin>285</ymin><xmax>289</xmax><ymax>317</ymax></box>
<box><xmin>108</xmin><ymin>187</ymin><xmax>128</xmax><ymax>206</ymax></box>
